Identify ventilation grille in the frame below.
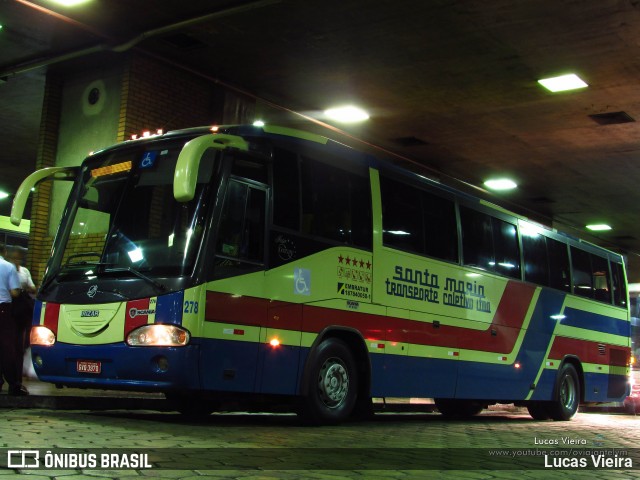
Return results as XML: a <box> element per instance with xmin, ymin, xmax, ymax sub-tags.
<box><xmin>588</xmin><ymin>111</ymin><xmax>635</xmax><ymax>125</ymax></box>
<box><xmin>598</xmin><ymin>344</ymin><xmax>606</xmax><ymax>356</ymax></box>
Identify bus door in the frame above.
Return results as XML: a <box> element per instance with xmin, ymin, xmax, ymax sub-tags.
<box><xmin>201</xmin><ymin>178</ymin><xmax>269</xmax><ymax>393</ymax></box>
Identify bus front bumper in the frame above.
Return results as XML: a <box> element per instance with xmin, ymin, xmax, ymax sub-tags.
<box><xmin>30</xmin><ymin>342</ymin><xmax>200</xmax><ymax>391</ymax></box>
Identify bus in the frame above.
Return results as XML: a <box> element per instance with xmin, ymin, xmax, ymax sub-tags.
<box><xmin>0</xmin><ymin>214</ymin><xmax>29</xmax><ymax>249</ymax></box>
<box><xmin>11</xmin><ymin>124</ymin><xmax>631</xmax><ymax>423</ymax></box>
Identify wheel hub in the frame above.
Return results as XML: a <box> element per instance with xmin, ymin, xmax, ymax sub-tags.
<box><xmin>318</xmin><ymin>357</ymin><xmax>349</xmax><ymax>408</ymax></box>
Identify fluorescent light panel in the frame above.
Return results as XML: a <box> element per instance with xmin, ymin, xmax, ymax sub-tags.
<box><xmin>47</xmin><ymin>0</ymin><xmax>91</xmax><ymax>5</ymax></box>
<box><xmin>484</xmin><ymin>179</ymin><xmax>517</xmax><ymax>191</ymax></box>
<box><xmin>538</xmin><ymin>74</ymin><xmax>588</xmax><ymax>92</ymax></box>
<box><xmin>324</xmin><ymin>106</ymin><xmax>370</xmax><ymax>123</ymax></box>
<box><xmin>586</xmin><ymin>224</ymin><xmax>612</xmax><ymax>231</ymax></box>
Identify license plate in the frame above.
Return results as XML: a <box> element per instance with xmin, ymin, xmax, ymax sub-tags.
<box><xmin>76</xmin><ymin>360</ymin><xmax>101</xmax><ymax>374</ymax></box>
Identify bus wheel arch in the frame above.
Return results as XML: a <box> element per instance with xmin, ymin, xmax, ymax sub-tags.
<box><xmin>299</xmin><ymin>327</ymin><xmax>371</xmax><ymax>424</ymax></box>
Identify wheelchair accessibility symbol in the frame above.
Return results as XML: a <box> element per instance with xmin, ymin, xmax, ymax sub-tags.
<box><xmin>294</xmin><ymin>268</ymin><xmax>311</xmax><ymax>296</ymax></box>
<box><xmin>140</xmin><ymin>151</ymin><xmax>157</xmax><ymax>168</ymax></box>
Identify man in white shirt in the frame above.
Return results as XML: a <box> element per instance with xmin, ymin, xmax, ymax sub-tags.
<box><xmin>0</xmin><ymin>243</ymin><xmax>28</xmax><ymax>395</ymax></box>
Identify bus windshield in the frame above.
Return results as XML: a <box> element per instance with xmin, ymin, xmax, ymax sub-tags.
<box><xmin>47</xmin><ymin>141</ymin><xmax>216</xmax><ymax>286</ymax></box>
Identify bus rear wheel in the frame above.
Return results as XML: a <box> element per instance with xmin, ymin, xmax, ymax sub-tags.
<box><xmin>547</xmin><ymin>363</ymin><xmax>580</xmax><ymax>421</ymax></box>
<box><xmin>434</xmin><ymin>399</ymin><xmax>484</xmax><ymax>418</ymax></box>
<box><xmin>300</xmin><ymin>338</ymin><xmax>358</xmax><ymax>425</ymax></box>
<box><xmin>526</xmin><ymin>401</ymin><xmax>551</xmax><ymax>420</ymax></box>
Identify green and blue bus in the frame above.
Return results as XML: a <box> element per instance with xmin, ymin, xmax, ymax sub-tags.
<box><xmin>12</xmin><ymin>125</ymin><xmax>630</xmax><ymax>423</ymax></box>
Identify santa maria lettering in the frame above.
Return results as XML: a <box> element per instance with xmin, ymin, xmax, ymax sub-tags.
<box><xmin>386</xmin><ymin>266</ymin><xmax>439</xmax><ymax>304</ymax></box>
<box><xmin>443</xmin><ymin>278</ymin><xmax>492</xmax><ymax>313</ymax></box>
<box><xmin>385</xmin><ymin>266</ymin><xmax>492</xmax><ymax>313</ymax></box>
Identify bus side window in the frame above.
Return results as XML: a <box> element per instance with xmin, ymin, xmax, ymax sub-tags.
<box><xmin>216</xmin><ymin>181</ymin><xmax>266</xmax><ymax>264</ymax></box>
<box><xmin>272</xmin><ymin>148</ymin><xmax>300</xmax><ymax>231</ymax></box>
<box><xmin>492</xmin><ymin>217</ymin><xmax>520</xmax><ymax>279</ymax></box>
<box><xmin>547</xmin><ymin>238</ymin><xmax>571</xmax><ymax>292</ymax></box>
<box><xmin>380</xmin><ymin>177</ymin><xmax>424</xmax><ymax>254</ymax></box>
<box><xmin>591</xmin><ymin>254</ymin><xmax>611</xmax><ymax>303</ymax></box>
<box><xmin>300</xmin><ymin>158</ymin><xmax>351</xmax><ymax>243</ymax></box>
<box><xmin>571</xmin><ymin>247</ymin><xmax>593</xmax><ymax>299</ymax></box>
<box><xmin>460</xmin><ymin>207</ymin><xmax>494</xmax><ymax>272</ymax></box>
<box><xmin>611</xmin><ymin>261</ymin><xmax>628</xmax><ymax>307</ymax></box>
<box><xmin>422</xmin><ymin>190</ymin><xmax>457</xmax><ymax>262</ymax></box>
<box><xmin>522</xmin><ymin>230</ymin><xmax>549</xmax><ymax>286</ymax></box>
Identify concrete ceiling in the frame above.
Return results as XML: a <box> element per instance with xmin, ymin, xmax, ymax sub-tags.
<box><xmin>2</xmin><ymin>0</ymin><xmax>640</xmax><ymax>280</ymax></box>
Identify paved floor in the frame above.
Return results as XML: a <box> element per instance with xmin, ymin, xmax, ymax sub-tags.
<box><xmin>1</xmin><ymin>405</ymin><xmax>640</xmax><ymax>479</ymax></box>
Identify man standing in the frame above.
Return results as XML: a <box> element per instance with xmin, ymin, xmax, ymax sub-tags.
<box><xmin>0</xmin><ymin>243</ymin><xmax>29</xmax><ymax>395</ymax></box>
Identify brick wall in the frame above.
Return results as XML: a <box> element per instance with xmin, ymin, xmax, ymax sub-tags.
<box><xmin>117</xmin><ymin>53</ymin><xmax>225</xmax><ymax>142</ymax></box>
<box><xmin>28</xmin><ymin>74</ymin><xmax>63</xmax><ymax>284</ymax></box>
<box><xmin>27</xmin><ymin>52</ymin><xmax>256</xmax><ymax>287</ymax></box>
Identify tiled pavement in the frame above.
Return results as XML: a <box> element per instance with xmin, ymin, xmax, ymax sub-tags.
<box><xmin>1</xmin><ymin>401</ymin><xmax>640</xmax><ymax>479</ymax></box>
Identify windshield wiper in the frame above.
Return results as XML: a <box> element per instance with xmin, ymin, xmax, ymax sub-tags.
<box><xmin>104</xmin><ymin>266</ymin><xmax>166</xmax><ymax>293</ymax></box>
<box><xmin>64</xmin><ymin>252</ymin><xmax>101</xmax><ymax>266</ymax></box>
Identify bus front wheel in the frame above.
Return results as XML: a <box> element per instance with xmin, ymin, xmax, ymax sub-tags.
<box><xmin>547</xmin><ymin>363</ymin><xmax>580</xmax><ymax>421</ymax></box>
<box><xmin>300</xmin><ymin>338</ymin><xmax>358</xmax><ymax>424</ymax></box>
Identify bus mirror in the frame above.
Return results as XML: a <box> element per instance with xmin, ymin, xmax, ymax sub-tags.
<box><xmin>174</xmin><ymin>134</ymin><xmax>249</xmax><ymax>202</ymax></box>
<box><xmin>11</xmin><ymin>166</ymin><xmax>78</xmax><ymax>226</ymax></box>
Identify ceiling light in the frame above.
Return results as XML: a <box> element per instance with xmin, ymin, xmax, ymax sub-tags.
<box><xmin>0</xmin><ymin>191</ymin><xmax>9</xmax><ymax>199</ymax></box>
<box><xmin>324</xmin><ymin>105</ymin><xmax>370</xmax><ymax>123</ymax></box>
<box><xmin>586</xmin><ymin>224</ymin><xmax>612</xmax><ymax>231</ymax></box>
<box><xmin>538</xmin><ymin>74</ymin><xmax>588</xmax><ymax>92</ymax></box>
<box><xmin>253</xmin><ymin>120</ymin><xmax>265</xmax><ymax>127</ymax></box>
<box><xmin>484</xmin><ymin>179</ymin><xmax>517</xmax><ymax>191</ymax></box>
<box><xmin>47</xmin><ymin>0</ymin><xmax>91</xmax><ymax>6</ymax></box>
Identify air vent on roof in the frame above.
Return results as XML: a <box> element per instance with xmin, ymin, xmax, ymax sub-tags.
<box><xmin>588</xmin><ymin>111</ymin><xmax>635</xmax><ymax>125</ymax></box>
<box><xmin>162</xmin><ymin>33</ymin><xmax>207</xmax><ymax>50</ymax></box>
<box><xmin>392</xmin><ymin>136</ymin><xmax>428</xmax><ymax>147</ymax></box>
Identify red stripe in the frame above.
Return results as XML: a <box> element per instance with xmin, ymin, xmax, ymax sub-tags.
<box><xmin>124</xmin><ymin>298</ymin><xmax>150</xmax><ymax>335</ymax></box>
<box><xmin>44</xmin><ymin>303</ymin><xmax>60</xmax><ymax>336</ymax></box>
<box><xmin>205</xmin><ymin>283</ymin><xmax>535</xmax><ymax>353</ymax></box>
<box><xmin>549</xmin><ymin>337</ymin><xmax>631</xmax><ymax>365</ymax></box>
<box><xmin>206</xmin><ymin>292</ymin><xmax>267</xmax><ymax>325</ymax></box>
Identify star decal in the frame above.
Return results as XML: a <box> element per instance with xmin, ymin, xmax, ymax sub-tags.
<box><xmin>346</xmin><ymin>256</ymin><xmax>351</xmax><ymax>265</ymax></box>
<box><xmin>359</xmin><ymin>259</ymin><xmax>365</xmax><ymax>268</ymax></box>
<box><xmin>366</xmin><ymin>260</ymin><xmax>372</xmax><ymax>269</ymax></box>
<box><xmin>338</xmin><ymin>254</ymin><xmax>344</xmax><ymax>263</ymax></box>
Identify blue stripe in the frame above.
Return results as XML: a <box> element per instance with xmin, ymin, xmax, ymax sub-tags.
<box><xmin>33</xmin><ymin>300</ymin><xmax>43</xmax><ymax>326</ymax></box>
<box><xmin>561</xmin><ymin>308</ymin><xmax>629</xmax><ymax>337</ymax></box>
<box><xmin>31</xmin><ymin>342</ymin><xmax>200</xmax><ymax>390</ymax></box>
<box><xmin>155</xmin><ymin>290</ymin><xmax>184</xmax><ymax>325</ymax></box>
<box><xmin>456</xmin><ymin>288</ymin><xmax>565</xmax><ymax>399</ymax></box>
<box><xmin>371</xmin><ymin>355</ymin><xmax>457</xmax><ymax>398</ymax></box>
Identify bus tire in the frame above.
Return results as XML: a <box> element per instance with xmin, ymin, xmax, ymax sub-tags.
<box><xmin>526</xmin><ymin>401</ymin><xmax>551</xmax><ymax>420</ymax></box>
<box><xmin>300</xmin><ymin>338</ymin><xmax>358</xmax><ymax>425</ymax></box>
<box><xmin>547</xmin><ymin>363</ymin><xmax>580</xmax><ymax>421</ymax></box>
<box><xmin>434</xmin><ymin>399</ymin><xmax>484</xmax><ymax>418</ymax></box>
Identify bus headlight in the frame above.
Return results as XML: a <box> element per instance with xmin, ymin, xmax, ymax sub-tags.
<box><xmin>31</xmin><ymin>326</ymin><xmax>56</xmax><ymax>346</ymax></box>
<box><xmin>126</xmin><ymin>325</ymin><xmax>190</xmax><ymax>347</ymax></box>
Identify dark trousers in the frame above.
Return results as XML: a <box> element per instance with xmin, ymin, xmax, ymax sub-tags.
<box><xmin>12</xmin><ymin>293</ymin><xmax>34</xmax><ymax>380</ymax></box>
<box><xmin>0</xmin><ymin>303</ymin><xmax>20</xmax><ymax>387</ymax></box>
